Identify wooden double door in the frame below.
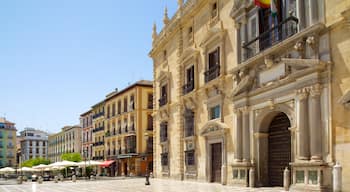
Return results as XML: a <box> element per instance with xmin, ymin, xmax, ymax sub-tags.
<box><xmin>268</xmin><ymin>112</ymin><xmax>291</xmax><ymax>186</ymax></box>
<box><xmin>210</xmin><ymin>143</ymin><xmax>222</xmax><ymax>183</ymax></box>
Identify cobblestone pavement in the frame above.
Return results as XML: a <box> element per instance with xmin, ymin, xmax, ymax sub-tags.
<box><xmin>0</xmin><ymin>178</ymin><xmax>286</xmax><ymax>192</ymax></box>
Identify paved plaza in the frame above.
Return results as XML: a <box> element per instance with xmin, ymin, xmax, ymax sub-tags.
<box><xmin>0</xmin><ymin>178</ymin><xmax>286</xmax><ymax>192</ymax></box>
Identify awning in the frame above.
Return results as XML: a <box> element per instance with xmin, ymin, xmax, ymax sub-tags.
<box><xmin>99</xmin><ymin>160</ymin><xmax>115</xmax><ymax>167</ymax></box>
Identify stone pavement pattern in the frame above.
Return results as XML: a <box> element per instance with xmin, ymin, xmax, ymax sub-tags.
<box><xmin>0</xmin><ymin>178</ymin><xmax>285</xmax><ymax>192</ymax></box>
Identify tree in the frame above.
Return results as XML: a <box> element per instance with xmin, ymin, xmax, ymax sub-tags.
<box><xmin>21</xmin><ymin>158</ymin><xmax>50</xmax><ymax>167</ymax></box>
<box><xmin>61</xmin><ymin>153</ymin><xmax>82</xmax><ymax>162</ymax></box>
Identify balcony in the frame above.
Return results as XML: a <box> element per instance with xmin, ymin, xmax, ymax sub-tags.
<box><xmin>7</xmin><ymin>154</ymin><xmax>14</xmax><ymax>158</ymax></box>
<box><xmin>183</xmin><ymin>80</ymin><xmax>194</xmax><ymax>95</ymax></box>
<box><xmin>92</xmin><ymin>112</ymin><xmax>105</xmax><ymax>119</ymax></box>
<box><xmin>92</xmin><ymin>126</ymin><xmax>105</xmax><ymax>133</ymax></box>
<box><xmin>158</xmin><ymin>96</ymin><xmax>168</xmax><ymax>107</ymax></box>
<box><xmin>128</xmin><ymin>125</ymin><xmax>136</xmax><ymax>134</ymax></box>
<box><xmin>204</xmin><ymin>65</ymin><xmax>220</xmax><ymax>83</ymax></box>
<box><xmin>92</xmin><ymin>141</ymin><xmax>105</xmax><ymax>147</ymax></box>
<box><xmin>7</xmin><ymin>135</ymin><xmax>13</xmax><ymax>139</ymax></box>
<box><xmin>147</xmin><ymin>102</ymin><xmax>153</xmax><ymax>109</ymax></box>
<box><xmin>242</xmin><ymin>16</ymin><xmax>299</xmax><ymax>60</ymax></box>
<box><xmin>7</xmin><ymin>145</ymin><xmax>14</xmax><ymax>149</ymax></box>
<box><xmin>125</xmin><ymin>147</ymin><xmax>136</xmax><ymax>154</ymax></box>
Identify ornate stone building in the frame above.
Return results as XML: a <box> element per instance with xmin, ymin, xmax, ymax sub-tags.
<box><xmin>151</xmin><ymin>0</ymin><xmax>350</xmax><ymax>191</ymax></box>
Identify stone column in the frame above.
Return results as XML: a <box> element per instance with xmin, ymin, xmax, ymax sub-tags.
<box><xmin>297</xmin><ymin>89</ymin><xmax>310</xmax><ymax>160</ymax></box>
<box><xmin>235</xmin><ymin>109</ymin><xmax>243</xmax><ymax>162</ymax></box>
<box><xmin>296</xmin><ymin>0</ymin><xmax>305</xmax><ymax>29</ymax></box>
<box><xmin>242</xmin><ymin>107</ymin><xmax>250</xmax><ymax>162</ymax></box>
<box><xmin>235</xmin><ymin>22</ymin><xmax>242</xmax><ymax>63</ymax></box>
<box><xmin>308</xmin><ymin>0</ymin><xmax>318</xmax><ymax>25</ymax></box>
<box><xmin>309</xmin><ymin>85</ymin><xmax>322</xmax><ymax>161</ymax></box>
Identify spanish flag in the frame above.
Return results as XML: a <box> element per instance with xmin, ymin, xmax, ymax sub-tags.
<box><xmin>254</xmin><ymin>0</ymin><xmax>277</xmax><ymax>17</ymax></box>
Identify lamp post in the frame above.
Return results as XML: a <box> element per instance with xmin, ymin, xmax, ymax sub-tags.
<box><xmin>83</xmin><ymin>148</ymin><xmax>87</xmax><ymax>179</ymax></box>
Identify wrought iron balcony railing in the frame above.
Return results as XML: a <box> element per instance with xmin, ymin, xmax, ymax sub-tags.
<box><xmin>204</xmin><ymin>65</ymin><xmax>220</xmax><ymax>83</ymax></box>
<box><xmin>183</xmin><ymin>80</ymin><xmax>194</xmax><ymax>95</ymax></box>
<box><xmin>242</xmin><ymin>16</ymin><xmax>299</xmax><ymax>61</ymax></box>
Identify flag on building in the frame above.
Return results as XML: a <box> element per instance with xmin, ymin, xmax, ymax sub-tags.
<box><xmin>254</xmin><ymin>0</ymin><xmax>278</xmax><ymax>17</ymax></box>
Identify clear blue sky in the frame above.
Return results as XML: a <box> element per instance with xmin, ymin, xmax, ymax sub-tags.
<box><xmin>0</xmin><ymin>0</ymin><xmax>177</xmax><ymax>133</ymax></box>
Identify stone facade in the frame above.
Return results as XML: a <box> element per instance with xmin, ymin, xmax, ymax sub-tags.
<box><xmin>48</xmin><ymin>125</ymin><xmax>82</xmax><ymax>162</ymax></box>
<box><xmin>150</xmin><ymin>0</ymin><xmax>350</xmax><ymax>191</ymax></box>
<box><xmin>19</xmin><ymin>128</ymin><xmax>49</xmax><ymax>161</ymax></box>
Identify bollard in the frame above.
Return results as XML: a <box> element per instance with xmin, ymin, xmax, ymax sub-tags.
<box><xmin>333</xmin><ymin>162</ymin><xmax>342</xmax><ymax>192</ymax></box>
<box><xmin>249</xmin><ymin>167</ymin><xmax>255</xmax><ymax>188</ymax></box>
<box><xmin>283</xmin><ymin>167</ymin><xmax>290</xmax><ymax>191</ymax></box>
<box><xmin>38</xmin><ymin>176</ymin><xmax>43</xmax><ymax>184</ymax></box>
<box><xmin>59</xmin><ymin>174</ymin><xmax>64</xmax><ymax>182</ymax></box>
<box><xmin>54</xmin><ymin>176</ymin><xmax>59</xmax><ymax>183</ymax></box>
<box><xmin>17</xmin><ymin>176</ymin><xmax>23</xmax><ymax>184</ymax></box>
<box><xmin>145</xmin><ymin>173</ymin><xmax>150</xmax><ymax>185</ymax></box>
<box><xmin>23</xmin><ymin>176</ymin><xmax>28</xmax><ymax>182</ymax></box>
<box><xmin>72</xmin><ymin>175</ymin><xmax>76</xmax><ymax>182</ymax></box>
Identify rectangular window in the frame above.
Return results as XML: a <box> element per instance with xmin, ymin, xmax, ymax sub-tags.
<box><xmin>124</xmin><ymin>98</ymin><xmax>128</xmax><ymax>112</ymax></box>
<box><xmin>205</xmin><ymin>48</ymin><xmax>220</xmax><ymax>83</ymax></box>
<box><xmin>161</xmin><ymin>153</ymin><xmax>168</xmax><ymax>166</ymax></box>
<box><xmin>130</xmin><ymin>95</ymin><xmax>135</xmax><ymax>111</ymax></box>
<box><xmin>160</xmin><ymin>122</ymin><xmax>168</xmax><ymax>142</ymax></box>
<box><xmin>147</xmin><ymin>115</ymin><xmax>153</xmax><ymax>131</ymax></box>
<box><xmin>147</xmin><ymin>94</ymin><xmax>153</xmax><ymax>109</ymax></box>
<box><xmin>159</xmin><ymin>84</ymin><xmax>168</xmax><ymax>107</ymax></box>
<box><xmin>185</xmin><ymin>150</ymin><xmax>195</xmax><ymax>166</ymax></box>
<box><xmin>112</xmin><ymin>103</ymin><xmax>116</xmax><ymax>116</ymax></box>
<box><xmin>184</xmin><ymin>65</ymin><xmax>195</xmax><ymax>94</ymax></box>
<box><xmin>184</xmin><ymin>110</ymin><xmax>194</xmax><ymax>137</ymax></box>
<box><xmin>210</xmin><ymin>105</ymin><xmax>221</xmax><ymax>120</ymax></box>
<box><xmin>107</xmin><ymin>105</ymin><xmax>110</xmax><ymax>118</ymax></box>
<box><xmin>118</xmin><ymin>101</ymin><xmax>121</xmax><ymax>114</ymax></box>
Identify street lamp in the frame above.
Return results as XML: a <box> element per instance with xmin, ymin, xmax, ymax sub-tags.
<box><xmin>83</xmin><ymin>148</ymin><xmax>87</xmax><ymax>179</ymax></box>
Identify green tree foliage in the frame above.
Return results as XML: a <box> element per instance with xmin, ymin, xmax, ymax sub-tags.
<box><xmin>61</xmin><ymin>153</ymin><xmax>82</xmax><ymax>162</ymax></box>
<box><xmin>21</xmin><ymin>158</ymin><xmax>50</xmax><ymax>167</ymax></box>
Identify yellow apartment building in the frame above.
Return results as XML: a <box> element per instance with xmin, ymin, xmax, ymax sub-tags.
<box><xmin>150</xmin><ymin>0</ymin><xmax>350</xmax><ymax>191</ymax></box>
<box><xmin>91</xmin><ymin>101</ymin><xmax>105</xmax><ymax>162</ymax></box>
<box><xmin>88</xmin><ymin>80</ymin><xmax>153</xmax><ymax>177</ymax></box>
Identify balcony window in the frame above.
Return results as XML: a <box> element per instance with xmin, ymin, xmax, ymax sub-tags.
<box><xmin>112</xmin><ymin>103</ymin><xmax>116</xmax><ymax>116</ymax></box>
<box><xmin>211</xmin><ymin>2</ymin><xmax>218</xmax><ymax>19</ymax></box>
<box><xmin>146</xmin><ymin>138</ymin><xmax>153</xmax><ymax>153</ymax></box>
<box><xmin>107</xmin><ymin>105</ymin><xmax>110</xmax><ymax>118</ymax></box>
<box><xmin>184</xmin><ymin>109</ymin><xmax>195</xmax><ymax>137</ymax></box>
<box><xmin>205</xmin><ymin>48</ymin><xmax>220</xmax><ymax>83</ymax></box>
<box><xmin>159</xmin><ymin>84</ymin><xmax>168</xmax><ymax>107</ymax></box>
<box><xmin>160</xmin><ymin>122</ymin><xmax>168</xmax><ymax>142</ymax></box>
<box><xmin>124</xmin><ymin>98</ymin><xmax>128</xmax><ymax>113</ymax></box>
<box><xmin>147</xmin><ymin>115</ymin><xmax>153</xmax><ymax>131</ymax></box>
<box><xmin>241</xmin><ymin>0</ymin><xmax>298</xmax><ymax>61</ymax></box>
<box><xmin>118</xmin><ymin>101</ymin><xmax>121</xmax><ymax>114</ymax></box>
<box><xmin>209</xmin><ymin>105</ymin><xmax>221</xmax><ymax>120</ymax></box>
<box><xmin>130</xmin><ymin>95</ymin><xmax>135</xmax><ymax>111</ymax></box>
<box><xmin>147</xmin><ymin>94</ymin><xmax>153</xmax><ymax>109</ymax></box>
<box><xmin>183</xmin><ymin>65</ymin><xmax>195</xmax><ymax>94</ymax></box>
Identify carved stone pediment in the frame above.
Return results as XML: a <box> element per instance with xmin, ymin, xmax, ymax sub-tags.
<box><xmin>157</xmin><ymin>70</ymin><xmax>170</xmax><ymax>82</ymax></box>
<box><xmin>159</xmin><ymin>109</ymin><xmax>169</xmax><ymax>120</ymax></box>
<box><xmin>200</xmin><ymin>120</ymin><xmax>228</xmax><ymax>137</ymax></box>
<box><xmin>181</xmin><ymin>46</ymin><xmax>200</xmax><ymax>62</ymax></box>
<box><xmin>183</xmin><ymin>97</ymin><xmax>197</xmax><ymax>110</ymax></box>
<box><xmin>199</xmin><ymin>22</ymin><xmax>226</xmax><ymax>48</ymax></box>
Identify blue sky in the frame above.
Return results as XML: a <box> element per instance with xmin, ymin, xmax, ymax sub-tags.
<box><xmin>0</xmin><ymin>0</ymin><xmax>177</xmax><ymax>133</ymax></box>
